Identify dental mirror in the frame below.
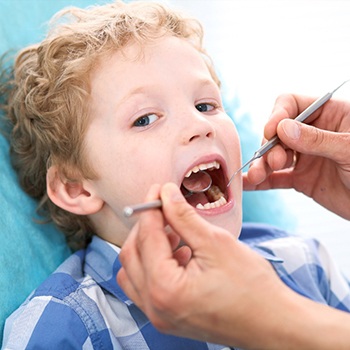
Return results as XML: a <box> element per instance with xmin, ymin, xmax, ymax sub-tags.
<box><xmin>181</xmin><ymin>170</ymin><xmax>212</xmax><ymax>195</ymax></box>
<box><xmin>123</xmin><ymin>170</ymin><xmax>212</xmax><ymax>217</ymax></box>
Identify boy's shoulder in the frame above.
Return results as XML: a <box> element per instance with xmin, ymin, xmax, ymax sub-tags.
<box><xmin>2</xmin><ymin>240</ymin><xmax>119</xmax><ymax>349</ymax></box>
<box><xmin>29</xmin><ymin>236</ymin><xmax>121</xmax><ymax>302</ymax></box>
<box><xmin>241</xmin><ymin>223</ymin><xmax>350</xmax><ymax>311</ymax></box>
<box><xmin>31</xmin><ymin>249</ymin><xmax>89</xmax><ymax>300</ymax></box>
<box><xmin>240</xmin><ymin>222</ymin><xmax>295</xmax><ymax>243</ymax></box>
<box><xmin>240</xmin><ymin>222</ymin><xmax>325</xmax><ymax>271</ymax></box>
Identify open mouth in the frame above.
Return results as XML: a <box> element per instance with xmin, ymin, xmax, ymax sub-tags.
<box><xmin>180</xmin><ymin>161</ymin><xmax>228</xmax><ymax>210</ymax></box>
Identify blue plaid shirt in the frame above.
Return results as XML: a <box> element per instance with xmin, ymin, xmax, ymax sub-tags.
<box><xmin>3</xmin><ymin>223</ymin><xmax>350</xmax><ymax>349</ymax></box>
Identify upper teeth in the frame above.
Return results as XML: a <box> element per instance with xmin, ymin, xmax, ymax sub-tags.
<box><xmin>185</xmin><ymin>161</ymin><xmax>220</xmax><ymax>178</ymax></box>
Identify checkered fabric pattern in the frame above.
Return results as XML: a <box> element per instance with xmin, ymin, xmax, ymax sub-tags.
<box><xmin>3</xmin><ymin>223</ymin><xmax>350</xmax><ymax>349</ymax></box>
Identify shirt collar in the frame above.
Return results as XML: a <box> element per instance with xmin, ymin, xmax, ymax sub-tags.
<box><xmin>248</xmin><ymin>243</ymin><xmax>284</xmax><ymax>263</ymax></box>
<box><xmin>84</xmin><ymin>236</ymin><xmax>130</xmax><ymax>303</ymax></box>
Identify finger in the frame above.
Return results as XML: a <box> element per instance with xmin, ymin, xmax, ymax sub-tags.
<box><xmin>244</xmin><ymin>157</ymin><xmax>271</xmax><ymax>185</ymax></box>
<box><xmin>266</xmin><ymin>144</ymin><xmax>288</xmax><ymax>171</ymax></box>
<box><xmin>265</xmin><ymin>94</ymin><xmax>316</xmax><ymax>140</ymax></box>
<box><xmin>242</xmin><ymin>173</ymin><xmax>258</xmax><ymax>190</ymax></box>
<box><xmin>166</xmin><ymin>231</ymin><xmax>181</xmax><ymax>252</ymax></box>
<box><xmin>265</xmin><ymin>94</ymin><xmax>294</xmax><ymax>140</ymax></box>
<box><xmin>160</xmin><ymin>183</ymin><xmax>224</xmax><ymax>249</ymax></box>
<box><xmin>133</xmin><ymin>185</ymin><xmax>176</xmax><ymax>275</ymax></box>
<box><xmin>278</xmin><ymin>119</ymin><xmax>350</xmax><ymax>163</ymax></box>
<box><xmin>118</xmin><ymin>184</ymin><xmax>167</xmax><ymax>300</ymax></box>
<box><xmin>172</xmin><ymin>245</ymin><xmax>192</xmax><ymax>267</ymax></box>
<box><xmin>117</xmin><ymin>268</ymin><xmax>143</xmax><ymax>307</ymax></box>
<box><xmin>243</xmin><ymin>154</ymin><xmax>295</xmax><ymax>190</ymax></box>
<box><xmin>245</xmin><ymin>168</ymin><xmax>296</xmax><ymax>190</ymax></box>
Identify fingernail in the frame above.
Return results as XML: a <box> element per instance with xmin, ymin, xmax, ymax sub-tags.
<box><xmin>282</xmin><ymin>120</ymin><xmax>300</xmax><ymax>140</ymax></box>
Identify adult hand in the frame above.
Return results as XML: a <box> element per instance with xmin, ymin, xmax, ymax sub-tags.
<box><xmin>244</xmin><ymin>94</ymin><xmax>350</xmax><ymax>219</ymax></box>
<box><xmin>117</xmin><ymin>183</ymin><xmax>338</xmax><ymax>350</ymax></box>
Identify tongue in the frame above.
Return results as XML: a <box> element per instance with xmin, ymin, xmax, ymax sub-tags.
<box><xmin>185</xmin><ymin>192</ymin><xmax>208</xmax><ymax>207</ymax></box>
<box><xmin>182</xmin><ymin>171</ymin><xmax>211</xmax><ymax>193</ymax></box>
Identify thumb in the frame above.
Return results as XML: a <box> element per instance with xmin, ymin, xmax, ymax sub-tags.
<box><xmin>160</xmin><ymin>183</ymin><xmax>222</xmax><ymax>249</ymax></box>
<box><xmin>277</xmin><ymin>119</ymin><xmax>348</xmax><ymax>162</ymax></box>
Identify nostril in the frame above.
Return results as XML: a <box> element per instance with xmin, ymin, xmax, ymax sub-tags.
<box><xmin>188</xmin><ymin>135</ymin><xmax>199</xmax><ymax>142</ymax></box>
<box><xmin>188</xmin><ymin>131</ymin><xmax>213</xmax><ymax>143</ymax></box>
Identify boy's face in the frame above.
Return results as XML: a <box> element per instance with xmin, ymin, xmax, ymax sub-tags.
<box><xmin>85</xmin><ymin>35</ymin><xmax>242</xmax><ymax>245</ymax></box>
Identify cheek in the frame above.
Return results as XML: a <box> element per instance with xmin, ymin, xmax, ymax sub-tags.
<box><xmin>226</xmin><ymin>121</ymin><xmax>241</xmax><ymax>149</ymax></box>
<box><xmin>85</xmin><ymin>121</ymin><xmax>174</xmax><ymax>206</ymax></box>
<box><xmin>217</xmin><ymin>120</ymin><xmax>241</xmax><ymax>163</ymax></box>
<box><xmin>91</xmin><ymin>142</ymin><xmax>173</xmax><ymax>205</ymax></box>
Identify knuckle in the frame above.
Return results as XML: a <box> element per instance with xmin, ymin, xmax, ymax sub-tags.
<box><xmin>333</xmin><ymin>132</ymin><xmax>350</xmax><ymax>162</ymax></box>
<box><xmin>309</xmin><ymin>126</ymin><xmax>325</xmax><ymax>148</ymax></box>
<box><xmin>273</xmin><ymin>94</ymin><xmax>296</xmax><ymax>118</ymax></box>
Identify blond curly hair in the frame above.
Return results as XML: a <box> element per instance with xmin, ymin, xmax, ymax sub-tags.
<box><xmin>4</xmin><ymin>0</ymin><xmax>219</xmax><ymax>249</ymax></box>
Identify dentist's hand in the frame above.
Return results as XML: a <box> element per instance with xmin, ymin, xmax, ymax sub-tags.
<box><xmin>244</xmin><ymin>94</ymin><xmax>350</xmax><ymax>219</ymax></box>
<box><xmin>117</xmin><ymin>183</ymin><xmax>324</xmax><ymax>350</ymax></box>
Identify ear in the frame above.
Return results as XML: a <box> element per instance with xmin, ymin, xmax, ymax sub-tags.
<box><xmin>46</xmin><ymin>166</ymin><xmax>104</xmax><ymax>215</ymax></box>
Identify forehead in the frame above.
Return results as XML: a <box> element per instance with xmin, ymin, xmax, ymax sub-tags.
<box><xmin>87</xmin><ymin>36</ymin><xmax>220</xmax><ymax>120</ymax></box>
<box><xmin>90</xmin><ymin>36</ymin><xmax>213</xmax><ymax>87</ymax></box>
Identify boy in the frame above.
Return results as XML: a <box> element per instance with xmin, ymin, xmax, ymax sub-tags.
<box><xmin>2</xmin><ymin>1</ymin><xmax>350</xmax><ymax>349</ymax></box>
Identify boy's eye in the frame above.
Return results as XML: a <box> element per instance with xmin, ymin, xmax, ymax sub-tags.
<box><xmin>195</xmin><ymin>103</ymin><xmax>215</xmax><ymax>112</ymax></box>
<box><xmin>133</xmin><ymin>113</ymin><xmax>159</xmax><ymax>127</ymax></box>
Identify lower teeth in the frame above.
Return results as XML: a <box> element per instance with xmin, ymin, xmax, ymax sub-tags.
<box><xmin>196</xmin><ymin>195</ymin><xmax>227</xmax><ymax>210</ymax></box>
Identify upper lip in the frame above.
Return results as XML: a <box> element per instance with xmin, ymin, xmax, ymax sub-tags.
<box><xmin>181</xmin><ymin>154</ymin><xmax>229</xmax><ymax>187</ymax></box>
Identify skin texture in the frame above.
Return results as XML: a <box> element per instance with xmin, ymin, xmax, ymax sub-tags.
<box><xmin>117</xmin><ymin>94</ymin><xmax>350</xmax><ymax>349</ymax></box>
<box><xmin>47</xmin><ymin>35</ymin><xmax>242</xmax><ymax>247</ymax></box>
<box><xmin>118</xmin><ymin>183</ymin><xmax>350</xmax><ymax>350</ymax></box>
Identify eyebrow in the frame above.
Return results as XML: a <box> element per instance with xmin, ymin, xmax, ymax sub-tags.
<box><xmin>115</xmin><ymin>86</ymin><xmax>152</xmax><ymax>110</ymax></box>
<box><xmin>116</xmin><ymin>78</ymin><xmax>219</xmax><ymax>109</ymax></box>
<box><xmin>195</xmin><ymin>77</ymin><xmax>219</xmax><ymax>88</ymax></box>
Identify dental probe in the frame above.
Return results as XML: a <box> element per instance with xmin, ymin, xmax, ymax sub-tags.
<box><xmin>123</xmin><ymin>171</ymin><xmax>212</xmax><ymax>217</ymax></box>
<box><xmin>226</xmin><ymin>79</ymin><xmax>350</xmax><ymax>187</ymax></box>
<box><xmin>123</xmin><ymin>199</ymin><xmax>162</xmax><ymax>217</ymax></box>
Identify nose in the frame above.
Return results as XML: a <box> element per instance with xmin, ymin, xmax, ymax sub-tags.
<box><xmin>180</xmin><ymin>111</ymin><xmax>216</xmax><ymax>145</ymax></box>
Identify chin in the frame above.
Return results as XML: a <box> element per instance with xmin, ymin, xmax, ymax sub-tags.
<box><xmin>198</xmin><ymin>201</ymin><xmax>242</xmax><ymax>238</ymax></box>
